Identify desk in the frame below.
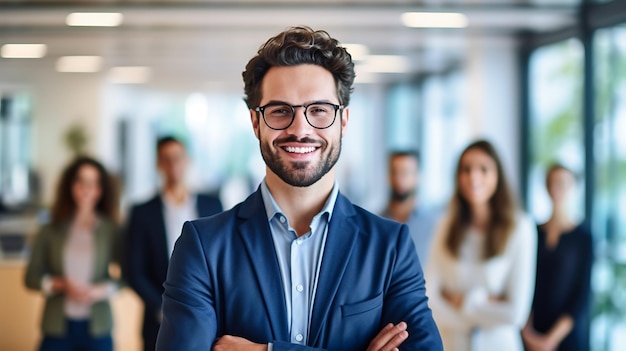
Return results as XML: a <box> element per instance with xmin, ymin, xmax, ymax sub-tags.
<box><xmin>0</xmin><ymin>261</ymin><xmax>143</xmax><ymax>351</ymax></box>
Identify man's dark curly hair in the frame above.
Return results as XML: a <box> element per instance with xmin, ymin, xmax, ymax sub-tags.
<box><xmin>242</xmin><ymin>26</ymin><xmax>355</xmax><ymax>110</ymax></box>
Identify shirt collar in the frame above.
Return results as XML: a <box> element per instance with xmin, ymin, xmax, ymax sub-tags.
<box><xmin>162</xmin><ymin>193</ymin><xmax>196</xmax><ymax>210</ymax></box>
<box><xmin>260</xmin><ymin>178</ymin><xmax>339</xmax><ymax>223</ymax></box>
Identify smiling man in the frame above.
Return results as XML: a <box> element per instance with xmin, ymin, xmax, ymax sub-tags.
<box><xmin>156</xmin><ymin>26</ymin><xmax>442</xmax><ymax>351</ymax></box>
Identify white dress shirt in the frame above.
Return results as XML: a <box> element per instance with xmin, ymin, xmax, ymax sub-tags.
<box><xmin>163</xmin><ymin>194</ymin><xmax>198</xmax><ymax>258</ymax></box>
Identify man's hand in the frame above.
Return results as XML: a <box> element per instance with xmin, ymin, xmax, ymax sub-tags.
<box><xmin>213</xmin><ymin>335</ymin><xmax>268</xmax><ymax>351</ymax></box>
<box><xmin>366</xmin><ymin>322</ymin><xmax>409</xmax><ymax>351</ymax></box>
<box><xmin>214</xmin><ymin>324</ymin><xmax>409</xmax><ymax>351</ymax></box>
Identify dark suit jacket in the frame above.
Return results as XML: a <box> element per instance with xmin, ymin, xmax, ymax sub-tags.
<box><xmin>124</xmin><ymin>193</ymin><xmax>223</xmax><ymax>338</ymax></box>
<box><xmin>156</xmin><ymin>188</ymin><xmax>442</xmax><ymax>351</ymax></box>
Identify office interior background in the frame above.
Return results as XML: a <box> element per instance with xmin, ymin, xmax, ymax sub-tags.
<box><xmin>0</xmin><ymin>0</ymin><xmax>624</xmax><ymax>350</ymax></box>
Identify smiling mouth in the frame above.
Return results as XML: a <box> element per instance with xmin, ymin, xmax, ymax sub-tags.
<box><xmin>283</xmin><ymin>146</ymin><xmax>317</xmax><ymax>154</ymax></box>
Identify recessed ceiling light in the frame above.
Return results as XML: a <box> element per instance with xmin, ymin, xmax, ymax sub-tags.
<box><xmin>402</xmin><ymin>12</ymin><xmax>468</xmax><ymax>28</ymax></box>
<box><xmin>1</xmin><ymin>44</ymin><xmax>47</xmax><ymax>58</ymax></box>
<box><xmin>108</xmin><ymin>66</ymin><xmax>152</xmax><ymax>84</ymax></box>
<box><xmin>56</xmin><ymin>56</ymin><xmax>102</xmax><ymax>73</ymax></box>
<box><xmin>66</xmin><ymin>12</ymin><xmax>123</xmax><ymax>27</ymax></box>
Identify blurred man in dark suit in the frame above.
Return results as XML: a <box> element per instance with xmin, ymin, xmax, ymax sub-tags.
<box><xmin>124</xmin><ymin>135</ymin><xmax>222</xmax><ymax>351</ymax></box>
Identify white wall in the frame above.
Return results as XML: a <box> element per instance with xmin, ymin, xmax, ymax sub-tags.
<box><xmin>464</xmin><ymin>36</ymin><xmax>521</xmax><ymax>195</ymax></box>
<box><xmin>0</xmin><ymin>63</ymin><xmax>105</xmax><ymax>206</ymax></box>
<box><xmin>419</xmin><ymin>36</ymin><xmax>521</xmax><ymax>208</ymax></box>
<box><xmin>0</xmin><ymin>37</ymin><xmax>523</xmax><ymax>213</ymax></box>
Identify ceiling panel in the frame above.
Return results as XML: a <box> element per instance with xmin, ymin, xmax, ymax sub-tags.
<box><xmin>0</xmin><ymin>0</ymin><xmax>580</xmax><ymax>89</ymax></box>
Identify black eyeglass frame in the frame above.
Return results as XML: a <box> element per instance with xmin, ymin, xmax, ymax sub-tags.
<box><xmin>254</xmin><ymin>102</ymin><xmax>344</xmax><ymax>130</ymax></box>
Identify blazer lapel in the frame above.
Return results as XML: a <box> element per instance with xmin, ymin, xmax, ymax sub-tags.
<box><xmin>151</xmin><ymin>196</ymin><xmax>169</xmax><ymax>262</ymax></box>
<box><xmin>51</xmin><ymin>222</ymin><xmax>71</xmax><ymax>276</ymax></box>
<box><xmin>309</xmin><ymin>193</ymin><xmax>359</xmax><ymax>345</ymax></box>
<box><xmin>93</xmin><ymin>219</ymin><xmax>108</xmax><ymax>280</ymax></box>
<box><xmin>194</xmin><ymin>193</ymin><xmax>205</xmax><ymax>217</ymax></box>
<box><xmin>237</xmin><ymin>189</ymin><xmax>289</xmax><ymax>341</ymax></box>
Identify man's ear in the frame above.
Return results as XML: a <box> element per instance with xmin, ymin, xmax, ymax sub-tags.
<box><xmin>340</xmin><ymin>107</ymin><xmax>349</xmax><ymax>137</ymax></box>
<box><xmin>250</xmin><ymin>109</ymin><xmax>260</xmax><ymax>139</ymax></box>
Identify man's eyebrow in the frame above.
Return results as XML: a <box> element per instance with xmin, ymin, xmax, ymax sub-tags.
<box><xmin>262</xmin><ymin>99</ymin><xmax>336</xmax><ymax>105</ymax></box>
<box><xmin>262</xmin><ymin>100</ymin><xmax>290</xmax><ymax>105</ymax></box>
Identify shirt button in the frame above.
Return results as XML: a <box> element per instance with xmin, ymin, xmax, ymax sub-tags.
<box><xmin>279</xmin><ymin>216</ymin><xmax>286</xmax><ymax>223</ymax></box>
<box><xmin>296</xmin><ymin>284</ymin><xmax>304</xmax><ymax>292</ymax></box>
<box><xmin>295</xmin><ymin>334</ymin><xmax>304</xmax><ymax>342</ymax></box>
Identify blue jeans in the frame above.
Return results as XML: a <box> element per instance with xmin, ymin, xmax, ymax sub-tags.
<box><xmin>40</xmin><ymin>319</ymin><xmax>113</xmax><ymax>351</ymax></box>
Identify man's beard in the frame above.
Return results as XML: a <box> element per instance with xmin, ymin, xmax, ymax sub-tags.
<box><xmin>391</xmin><ymin>188</ymin><xmax>416</xmax><ymax>202</ymax></box>
<box><xmin>260</xmin><ymin>134</ymin><xmax>341</xmax><ymax>187</ymax></box>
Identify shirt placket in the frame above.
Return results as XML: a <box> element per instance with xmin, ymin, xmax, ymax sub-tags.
<box><xmin>290</xmin><ymin>234</ymin><xmax>307</xmax><ymax>344</ymax></box>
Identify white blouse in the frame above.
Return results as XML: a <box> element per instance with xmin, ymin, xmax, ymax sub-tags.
<box><xmin>425</xmin><ymin>212</ymin><xmax>537</xmax><ymax>351</ymax></box>
<box><xmin>63</xmin><ymin>223</ymin><xmax>95</xmax><ymax>319</ymax></box>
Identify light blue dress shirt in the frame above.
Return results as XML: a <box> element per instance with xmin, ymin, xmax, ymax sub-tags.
<box><xmin>260</xmin><ymin>180</ymin><xmax>338</xmax><ymax>347</ymax></box>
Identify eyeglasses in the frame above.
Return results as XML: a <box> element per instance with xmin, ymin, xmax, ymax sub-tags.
<box><xmin>255</xmin><ymin>102</ymin><xmax>343</xmax><ymax>130</ymax></box>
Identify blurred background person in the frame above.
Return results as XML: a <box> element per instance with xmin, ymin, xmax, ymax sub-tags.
<box><xmin>24</xmin><ymin>156</ymin><xmax>121</xmax><ymax>351</ymax></box>
<box><xmin>381</xmin><ymin>150</ymin><xmax>440</xmax><ymax>265</ymax></box>
<box><xmin>123</xmin><ymin>135</ymin><xmax>223</xmax><ymax>351</ymax></box>
<box><xmin>522</xmin><ymin>164</ymin><xmax>593</xmax><ymax>351</ymax></box>
<box><xmin>426</xmin><ymin>139</ymin><xmax>537</xmax><ymax>351</ymax></box>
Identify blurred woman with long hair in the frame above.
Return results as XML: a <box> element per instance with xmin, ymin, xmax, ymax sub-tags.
<box><xmin>522</xmin><ymin>164</ymin><xmax>592</xmax><ymax>351</ymax></box>
<box><xmin>426</xmin><ymin>140</ymin><xmax>537</xmax><ymax>351</ymax></box>
<box><xmin>25</xmin><ymin>156</ymin><xmax>121</xmax><ymax>351</ymax></box>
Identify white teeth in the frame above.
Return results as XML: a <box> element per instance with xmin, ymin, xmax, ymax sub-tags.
<box><xmin>284</xmin><ymin>146</ymin><xmax>316</xmax><ymax>154</ymax></box>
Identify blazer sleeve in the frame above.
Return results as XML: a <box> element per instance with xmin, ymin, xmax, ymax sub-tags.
<box><xmin>425</xmin><ymin>218</ymin><xmax>474</xmax><ymax>332</ymax></box>
<box><xmin>124</xmin><ymin>206</ymin><xmax>164</xmax><ymax>315</ymax></box>
<box><xmin>106</xmin><ymin>223</ymin><xmax>125</xmax><ymax>289</ymax></box>
<box><xmin>461</xmin><ymin>214</ymin><xmax>538</xmax><ymax>328</ymax></box>
<box><xmin>563</xmin><ymin>227</ymin><xmax>593</xmax><ymax>319</ymax></box>
<box><xmin>156</xmin><ymin>221</ymin><xmax>217</xmax><ymax>351</ymax></box>
<box><xmin>24</xmin><ymin>225</ymin><xmax>51</xmax><ymax>291</ymax></box>
<box><xmin>380</xmin><ymin>224</ymin><xmax>443</xmax><ymax>350</ymax></box>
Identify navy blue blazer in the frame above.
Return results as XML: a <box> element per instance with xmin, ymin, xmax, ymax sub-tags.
<box><xmin>124</xmin><ymin>193</ymin><xmax>223</xmax><ymax>328</ymax></box>
<box><xmin>156</xmin><ymin>189</ymin><xmax>442</xmax><ymax>351</ymax></box>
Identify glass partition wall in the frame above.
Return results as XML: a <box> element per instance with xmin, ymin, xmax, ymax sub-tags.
<box><xmin>524</xmin><ymin>5</ymin><xmax>626</xmax><ymax>349</ymax></box>
<box><xmin>591</xmin><ymin>24</ymin><xmax>626</xmax><ymax>351</ymax></box>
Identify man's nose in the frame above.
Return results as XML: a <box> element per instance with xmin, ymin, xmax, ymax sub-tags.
<box><xmin>285</xmin><ymin>107</ymin><xmax>311</xmax><ymax>135</ymax></box>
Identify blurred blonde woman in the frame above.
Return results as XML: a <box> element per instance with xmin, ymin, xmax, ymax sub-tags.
<box><xmin>522</xmin><ymin>164</ymin><xmax>592</xmax><ymax>351</ymax></box>
<box><xmin>426</xmin><ymin>140</ymin><xmax>537</xmax><ymax>351</ymax></box>
<box><xmin>25</xmin><ymin>157</ymin><xmax>121</xmax><ymax>351</ymax></box>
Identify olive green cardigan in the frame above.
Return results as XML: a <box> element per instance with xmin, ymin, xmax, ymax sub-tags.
<box><xmin>24</xmin><ymin>218</ymin><xmax>121</xmax><ymax>337</ymax></box>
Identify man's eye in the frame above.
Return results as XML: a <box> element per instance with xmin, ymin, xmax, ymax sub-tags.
<box><xmin>268</xmin><ymin>107</ymin><xmax>291</xmax><ymax>116</ymax></box>
<box><xmin>307</xmin><ymin>105</ymin><xmax>331</xmax><ymax>115</ymax></box>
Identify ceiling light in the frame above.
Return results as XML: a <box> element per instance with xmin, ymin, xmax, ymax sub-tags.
<box><xmin>358</xmin><ymin>55</ymin><xmax>410</xmax><ymax>73</ymax></box>
<box><xmin>66</xmin><ymin>12</ymin><xmax>123</xmax><ymax>27</ymax></box>
<box><xmin>402</xmin><ymin>12</ymin><xmax>468</xmax><ymax>28</ymax></box>
<box><xmin>56</xmin><ymin>56</ymin><xmax>102</xmax><ymax>73</ymax></box>
<box><xmin>1</xmin><ymin>44</ymin><xmax>47</xmax><ymax>58</ymax></box>
<box><xmin>341</xmin><ymin>44</ymin><xmax>370</xmax><ymax>61</ymax></box>
<box><xmin>108</xmin><ymin>66</ymin><xmax>152</xmax><ymax>84</ymax></box>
